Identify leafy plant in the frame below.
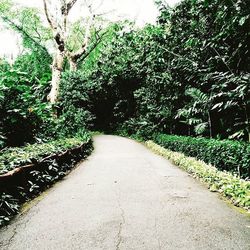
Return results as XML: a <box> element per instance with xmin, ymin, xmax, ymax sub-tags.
<box><xmin>0</xmin><ymin>134</ymin><xmax>93</xmax><ymax>227</ymax></box>
<box><xmin>0</xmin><ymin>135</ymin><xmax>90</xmax><ymax>174</ymax></box>
<box><xmin>0</xmin><ymin>193</ymin><xmax>20</xmax><ymax>226</ymax></box>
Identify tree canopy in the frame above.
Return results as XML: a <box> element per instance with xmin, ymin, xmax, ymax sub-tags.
<box><xmin>0</xmin><ymin>0</ymin><xmax>249</xmax><ymax>149</ymax></box>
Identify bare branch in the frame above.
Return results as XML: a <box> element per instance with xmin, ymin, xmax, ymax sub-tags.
<box><xmin>43</xmin><ymin>0</ymin><xmax>65</xmax><ymax>50</ymax></box>
<box><xmin>61</xmin><ymin>0</ymin><xmax>78</xmax><ymax>15</ymax></box>
<box><xmin>69</xmin><ymin>9</ymin><xmax>95</xmax><ymax>59</ymax></box>
<box><xmin>67</xmin><ymin>0</ymin><xmax>111</xmax><ymax>63</ymax></box>
<box><xmin>67</xmin><ymin>0</ymin><xmax>78</xmax><ymax>11</ymax></box>
<box><xmin>1</xmin><ymin>15</ymin><xmax>48</xmax><ymax>54</ymax></box>
<box><xmin>42</xmin><ymin>0</ymin><xmax>56</xmax><ymax>30</ymax></box>
<box><xmin>95</xmin><ymin>9</ymin><xmax>115</xmax><ymax>17</ymax></box>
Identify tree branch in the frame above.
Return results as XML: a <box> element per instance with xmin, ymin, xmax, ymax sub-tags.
<box><xmin>69</xmin><ymin>12</ymin><xmax>95</xmax><ymax>60</ymax></box>
<box><xmin>212</xmin><ymin>47</ymin><xmax>233</xmax><ymax>74</ymax></box>
<box><xmin>42</xmin><ymin>0</ymin><xmax>56</xmax><ymax>31</ymax></box>
<box><xmin>161</xmin><ymin>47</ymin><xmax>197</xmax><ymax>64</ymax></box>
<box><xmin>1</xmin><ymin>16</ymin><xmax>49</xmax><ymax>54</ymax></box>
<box><xmin>43</xmin><ymin>0</ymin><xmax>65</xmax><ymax>51</ymax></box>
<box><xmin>61</xmin><ymin>0</ymin><xmax>78</xmax><ymax>15</ymax></box>
<box><xmin>78</xmin><ymin>30</ymin><xmax>108</xmax><ymax>62</ymax></box>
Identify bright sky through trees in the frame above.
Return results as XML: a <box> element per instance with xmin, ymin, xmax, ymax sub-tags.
<box><xmin>0</xmin><ymin>0</ymin><xmax>181</xmax><ymax>59</ymax></box>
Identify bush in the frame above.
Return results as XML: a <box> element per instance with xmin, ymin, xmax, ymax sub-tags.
<box><xmin>59</xmin><ymin>68</ymin><xmax>139</xmax><ymax>133</ymax></box>
<box><xmin>154</xmin><ymin>134</ymin><xmax>250</xmax><ymax>178</ymax></box>
<box><xmin>58</xmin><ymin>71</ymin><xmax>97</xmax><ymax>134</ymax></box>
<box><xmin>0</xmin><ymin>134</ymin><xmax>90</xmax><ymax>174</ymax></box>
<box><xmin>0</xmin><ymin>67</ymin><xmax>52</xmax><ymax>148</ymax></box>
<box><xmin>116</xmin><ymin>117</ymin><xmax>157</xmax><ymax>140</ymax></box>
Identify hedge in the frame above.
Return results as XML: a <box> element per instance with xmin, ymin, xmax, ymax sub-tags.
<box><xmin>0</xmin><ymin>135</ymin><xmax>93</xmax><ymax>226</ymax></box>
<box><xmin>0</xmin><ymin>137</ymin><xmax>89</xmax><ymax>174</ymax></box>
<box><xmin>145</xmin><ymin>141</ymin><xmax>250</xmax><ymax>211</ymax></box>
<box><xmin>154</xmin><ymin>134</ymin><xmax>250</xmax><ymax>179</ymax></box>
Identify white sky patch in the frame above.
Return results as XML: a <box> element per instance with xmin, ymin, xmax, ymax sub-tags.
<box><xmin>0</xmin><ymin>0</ymin><xmax>181</xmax><ymax>60</ymax></box>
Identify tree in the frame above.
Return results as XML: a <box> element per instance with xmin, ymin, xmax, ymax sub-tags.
<box><xmin>42</xmin><ymin>0</ymin><xmax>109</xmax><ymax>103</ymax></box>
<box><xmin>0</xmin><ymin>0</ymin><xmax>109</xmax><ymax>104</ymax></box>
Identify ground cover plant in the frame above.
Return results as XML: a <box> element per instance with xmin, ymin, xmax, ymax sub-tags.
<box><xmin>0</xmin><ymin>136</ymin><xmax>88</xmax><ymax>174</ymax></box>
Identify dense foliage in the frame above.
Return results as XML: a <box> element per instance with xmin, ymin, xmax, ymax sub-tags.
<box><xmin>1</xmin><ymin>0</ymin><xmax>249</xmax><ymax>146</ymax></box>
<box><xmin>0</xmin><ymin>42</ymin><xmax>52</xmax><ymax>148</ymax></box>
<box><xmin>58</xmin><ymin>0</ymin><xmax>250</xmax><ymax>142</ymax></box>
<box><xmin>154</xmin><ymin>134</ymin><xmax>250</xmax><ymax>178</ymax></box>
<box><xmin>0</xmin><ymin>135</ymin><xmax>90</xmax><ymax>174</ymax></box>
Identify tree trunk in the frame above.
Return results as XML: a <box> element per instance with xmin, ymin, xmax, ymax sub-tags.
<box><xmin>243</xmin><ymin>103</ymin><xmax>250</xmax><ymax>142</ymax></box>
<box><xmin>208</xmin><ymin>111</ymin><xmax>213</xmax><ymax>138</ymax></box>
<box><xmin>48</xmin><ymin>50</ymin><xmax>65</xmax><ymax>104</ymax></box>
<box><xmin>69</xmin><ymin>57</ymin><xmax>77</xmax><ymax>72</ymax></box>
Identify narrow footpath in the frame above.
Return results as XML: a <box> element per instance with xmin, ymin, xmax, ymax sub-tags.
<box><xmin>0</xmin><ymin>135</ymin><xmax>249</xmax><ymax>250</ymax></box>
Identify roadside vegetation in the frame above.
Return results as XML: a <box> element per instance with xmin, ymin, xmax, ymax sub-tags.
<box><xmin>154</xmin><ymin>134</ymin><xmax>250</xmax><ymax>179</ymax></box>
<box><xmin>0</xmin><ymin>135</ymin><xmax>90</xmax><ymax>174</ymax></box>
<box><xmin>0</xmin><ymin>135</ymin><xmax>92</xmax><ymax>226</ymax></box>
<box><xmin>0</xmin><ymin>0</ymin><xmax>249</xmax><ymax>225</ymax></box>
<box><xmin>145</xmin><ymin>141</ymin><xmax>250</xmax><ymax>211</ymax></box>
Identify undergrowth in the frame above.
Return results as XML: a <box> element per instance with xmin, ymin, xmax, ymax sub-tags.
<box><xmin>154</xmin><ymin>134</ymin><xmax>250</xmax><ymax>178</ymax></box>
<box><xmin>0</xmin><ymin>134</ymin><xmax>90</xmax><ymax>174</ymax></box>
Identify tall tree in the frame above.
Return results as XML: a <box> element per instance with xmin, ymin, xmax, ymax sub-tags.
<box><xmin>42</xmin><ymin>0</ymin><xmax>107</xmax><ymax>103</ymax></box>
<box><xmin>0</xmin><ymin>0</ymin><xmax>109</xmax><ymax>104</ymax></box>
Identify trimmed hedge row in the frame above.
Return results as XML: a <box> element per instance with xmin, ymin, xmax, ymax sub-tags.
<box><xmin>0</xmin><ymin>136</ymin><xmax>93</xmax><ymax>226</ymax></box>
<box><xmin>154</xmin><ymin>134</ymin><xmax>250</xmax><ymax>179</ymax></box>
<box><xmin>145</xmin><ymin>141</ymin><xmax>250</xmax><ymax>211</ymax></box>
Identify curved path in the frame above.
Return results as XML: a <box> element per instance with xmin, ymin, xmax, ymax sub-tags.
<box><xmin>0</xmin><ymin>135</ymin><xmax>249</xmax><ymax>250</ymax></box>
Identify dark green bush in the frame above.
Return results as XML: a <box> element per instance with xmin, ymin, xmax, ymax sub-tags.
<box><xmin>59</xmin><ymin>64</ymin><xmax>140</xmax><ymax>133</ymax></box>
<box><xmin>58</xmin><ymin>71</ymin><xmax>97</xmax><ymax>135</ymax></box>
<box><xmin>0</xmin><ymin>67</ymin><xmax>52</xmax><ymax>148</ymax></box>
<box><xmin>154</xmin><ymin>134</ymin><xmax>250</xmax><ymax>178</ymax></box>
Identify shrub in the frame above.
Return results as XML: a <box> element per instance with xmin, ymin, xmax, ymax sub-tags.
<box><xmin>58</xmin><ymin>71</ymin><xmax>97</xmax><ymax>133</ymax></box>
<box><xmin>154</xmin><ymin>134</ymin><xmax>250</xmax><ymax>178</ymax></box>
<box><xmin>0</xmin><ymin>68</ymin><xmax>52</xmax><ymax>148</ymax></box>
<box><xmin>0</xmin><ymin>133</ymin><xmax>91</xmax><ymax>174</ymax></box>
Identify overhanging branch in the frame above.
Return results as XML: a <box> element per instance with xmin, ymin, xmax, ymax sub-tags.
<box><xmin>1</xmin><ymin>16</ymin><xmax>49</xmax><ymax>54</ymax></box>
<box><xmin>78</xmin><ymin>30</ymin><xmax>108</xmax><ymax>63</ymax></box>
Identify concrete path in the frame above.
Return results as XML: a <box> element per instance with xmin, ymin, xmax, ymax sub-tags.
<box><xmin>0</xmin><ymin>135</ymin><xmax>249</xmax><ymax>250</ymax></box>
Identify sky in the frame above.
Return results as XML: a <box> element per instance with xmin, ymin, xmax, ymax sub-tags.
<box><xmin>0</xmin><ymin>0</ymin><xmax>181</xmax><ymax>60</ymax></box>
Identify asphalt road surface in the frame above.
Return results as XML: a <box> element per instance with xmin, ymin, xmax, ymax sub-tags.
<box><xmin>0</xmin><ymin>135</ymin><xmax>249</xmax><ymax>250</ymax></box>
